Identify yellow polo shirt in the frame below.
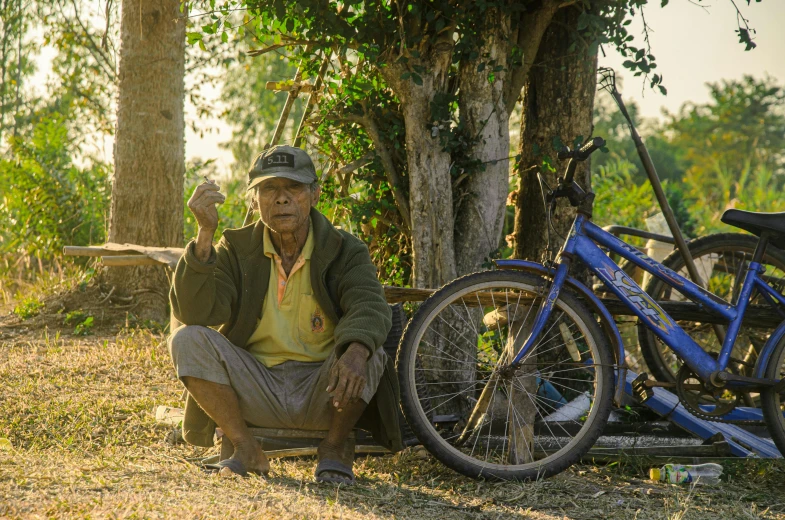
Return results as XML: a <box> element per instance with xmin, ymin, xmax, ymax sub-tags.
<box><xmin>245</xmin><ymin>223</ymin><xmax>335</xmax><ymax>367</ymax></box>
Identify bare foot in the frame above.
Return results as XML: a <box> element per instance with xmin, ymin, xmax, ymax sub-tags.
<box><xmin>316</xmin><ymin>438</ymin><xmax>354</xmax><ymax>484</ymax></box>
<box><xmin>220</xmin><ymin>438</ymin><xmax>270</xmax><ymax>477</ymax></box>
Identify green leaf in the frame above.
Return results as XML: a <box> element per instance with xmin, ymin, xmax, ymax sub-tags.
<box><xmin>221</xmin><ymin>31</ymin><xmax>228</xmax><ymax>43</ymax></box>
<box><xmin>477</xmin><ymin>62</ymin><xmax>485</xmax><ymax>72</ymax></box>
<box><xmin>411</xmin><ymin>73</ymin><xmax>423</xmax><ymax>86</ymax></box>
<box><xmin>186</xmin><ymin>32</ymin><xmax>203</xmax><ymax>44</ymax></box>
<box><xmin>576</xmin><ymin>12</ymin><xmax>590</xmax><ymax>31</ymax></box>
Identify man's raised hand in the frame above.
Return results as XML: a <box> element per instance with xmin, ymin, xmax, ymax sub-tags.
<box><xmin>188</xmin><ymin>179</ymin><xmax>225</xmax><ymax>233</ymax></box>
<box><xmin>188</xmin><ymin>179</ymin><xmax>225</xmax><ymax>262</ymax></box>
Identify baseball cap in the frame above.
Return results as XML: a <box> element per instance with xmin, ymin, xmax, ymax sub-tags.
<box><xmin>247</xmin><ymin>145</ymin><xmax>318</xmax><ymax>191</ymax></box>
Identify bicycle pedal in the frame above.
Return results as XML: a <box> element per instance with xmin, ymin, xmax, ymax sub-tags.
<box><xmin>632</xmin><ymin>373</ymin><xmax>655</xmax><ymax>403</ymax></box>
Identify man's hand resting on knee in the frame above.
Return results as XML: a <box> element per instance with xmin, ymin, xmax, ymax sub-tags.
<box><xmin>327</xmin><ymin>343</ymin><xmax>370</xmax><ymax>411</ymax></box>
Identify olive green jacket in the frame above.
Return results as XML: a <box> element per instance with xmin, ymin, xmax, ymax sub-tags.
<box><xmin>170</xmin><ymin>208</ymin><xmax>402</xmax><ymax>452</ymax></box>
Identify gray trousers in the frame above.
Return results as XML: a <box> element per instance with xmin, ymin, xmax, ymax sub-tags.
<box><xmin>167</xmin><ymin>325</ymin><xmax>387</xmax><ymax>430</ymax></box>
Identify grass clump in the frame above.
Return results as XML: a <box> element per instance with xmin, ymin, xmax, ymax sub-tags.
<box><xmin>12</xmin><ymin>295</ymin><xmax>43</xmax><ymax>320</ymax></box>
<box><xmin>64</xmin><ymin>310</ymin><xmax>94</xmax><ymax>336</ymax></box>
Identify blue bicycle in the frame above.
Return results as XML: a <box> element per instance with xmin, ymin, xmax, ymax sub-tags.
<box><xmin>397</xmin><ymin>137</ymin><xmax>785</xmax><ymax>480</ymax></box>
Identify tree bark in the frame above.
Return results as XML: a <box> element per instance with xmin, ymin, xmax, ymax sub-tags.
<box><xmin>382</xmin><ymin>40</ymin><xmax>456</xmax><ymax>290</ymax></box>
<box><xmin>454</xmin><ymin>9</ymin><xmax>511</xmax><ymax>277</ymax></box>
<box><xmin>512</xmin><ymin>7</ymin><xmax>599</xmax><ymax>262</ymax></box>
<box><xmin>107</xmin><ymin>0</ymin><xmax>185</xmax><ymax>322</ymax></box>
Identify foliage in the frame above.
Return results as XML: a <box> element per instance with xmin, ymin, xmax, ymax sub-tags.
<box><xmin>187</xmin><ymin>0</ymin><xmax>765</xmax><ymax>286</ymax></box>
<box><xmin>218</xmin><ymin>49</ymin><xmax>304</xmax><ymax>176</ymax></box>
<box><xmin>592</xmin><ymin>89</ymin><xmax>683</xmax><ymax>184</ymax></box>
<box><xmin>594</xmin><ymin>75</ymin><xmax>784</xmax><ymax>238</ymax></box>
<box><xmin>0</xmin><ymin>111</ymin><xmax>110</xmax><ymax>260</ymax></box>
<box><xmin>64</xmin><ymin>309</ymin><xmax>94</xmax><ymax>336</ymax></box>
<box><xmin>0</xmin><ymin>0</ymin><xmax>40</xmax><ymax>145</ymax></box>
<box><xmin>185</xmin><ymin>0</ymin><xmax>648</xmax><ymax>286</ymax></box>
<box><xmin>668</xmin><ymin>75</ymin><xmax>785</xmax><ymax>210</ymax></box>
<box><xmin>12</xmin><ymin>295</ymin><xmax>43</xmax><ymax>319</ymax></box>
<box><xmin>592</xmin><ymin>158</ymin><xmax>654</xmax><ymax>232</ymax></box>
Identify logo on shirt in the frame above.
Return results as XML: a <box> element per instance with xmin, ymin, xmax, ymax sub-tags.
<box><xmin>311</xmin><ymin>308</ymin><xmax>325</xmax><ymax>333</ymax></box>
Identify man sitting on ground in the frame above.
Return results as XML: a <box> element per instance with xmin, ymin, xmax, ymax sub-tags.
<box><xmin>168</xmin><ymin>145</ymin><xmax>402</xmax><ymax>483</ymax></box>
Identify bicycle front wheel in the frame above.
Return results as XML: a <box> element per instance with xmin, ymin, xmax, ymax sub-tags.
<box><xmin>397</xmin><ymin>270</ymin><xmax>614</xmax><ymax>481</ymax></box>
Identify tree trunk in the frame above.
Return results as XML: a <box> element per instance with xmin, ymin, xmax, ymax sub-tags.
<box><xmin>454</xmin><ymin>10</ymin><xmax>511</xmax><ymax>277</ymax></box>
<box><xmin>404</xmin><ymin>91</ymin><xmax>457</xmax><ymax>289</ymax></box>
<box><xmin>107</xmin><ymin>0</ymin><xmax>185</xmax><ymax>322</ymax></box>
<box><xmin>382</xmin><ymin>42</ymin><xmax>456</xmax><ymax>290</ymax></box>
<box><xmin>512</xmin><ymin>7</ymin><xmax>599</xmax><ymax>262</ymax></box>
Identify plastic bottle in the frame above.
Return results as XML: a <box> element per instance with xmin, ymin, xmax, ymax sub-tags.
<box><xmin>650</xmin><ymin>463</ymin><xmax>722</xmax><ymax>485</ymax></box>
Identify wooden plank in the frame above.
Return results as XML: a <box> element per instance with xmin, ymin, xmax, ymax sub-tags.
<box><xmin>586</xmin><ymin>441</ymin><xmax>732</xmax><ymax>458</ymax></box>
<box><xmin>101</xmin><ymin>255</ymin><xmax>162</xmax><ymax>266</ymax></box>
<box><xmin>602</xmin><ymin>299</ymin><xmax>783</xmax><ymax>328</ymax></box>
<box><xmin>294</xmin><ymin>52</ymin><xmax>331</xmax><ymax>148</ymax></box>
<box><xmin>383</xmin><ymin>286</ymin><xmax>435</xmax><ymax>302</ymax></box>
<box><xmin>248</xmin><ymin>427</ymin><xmax>355</xmax><ymax>440</ymax></box>
<box><xmin>64</xmin><ymin>246</ymin><xmax>141</xmax><ymax>257</ymax></box>
<box><xmin>264</xmin><ymin>445</ymin><xmax>388</xmax><ymax>459</ymax></box>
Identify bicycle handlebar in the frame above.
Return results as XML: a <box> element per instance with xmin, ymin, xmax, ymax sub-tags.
<box><xmin>557</xmin><ymin>136</ymin><xmax>606</xmax><ymax>161</ymax></box>
<box><xmin>561</xmin><ymin>137</ymin><xmax>606</xmax><ymax>184</ymax></box>
<box><xmin>546</xmin><ymin>137</ymin><xmax>607</xmax><ymax>214</ymax></box>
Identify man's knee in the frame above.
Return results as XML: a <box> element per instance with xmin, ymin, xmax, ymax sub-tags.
<box><xmin>167</xmin><ymin>325</ymin><xmax>213</xmax><ymax>362</ymax></box>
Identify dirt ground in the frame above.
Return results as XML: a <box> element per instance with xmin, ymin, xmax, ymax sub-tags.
<box><xmin>1</xmin><ymin>312</ymin><xmax>784</xmax><ymax>519</ymax></box>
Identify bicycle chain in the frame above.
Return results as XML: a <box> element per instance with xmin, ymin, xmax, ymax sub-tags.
<box><xmin>679</xmin><ymin>407</ymin><xmax>764</xmax><ymax>426</ymax></box>
<box><xmin>675</xmin><ymin>366</ymin><xmax>765</xmax><ymax>425</ymax></box>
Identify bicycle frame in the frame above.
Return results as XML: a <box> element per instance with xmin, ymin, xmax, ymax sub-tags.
<box><xmin>512</xmin><ymin>213</ymin><xmax>785</xmax><ymax>384</ymax></box>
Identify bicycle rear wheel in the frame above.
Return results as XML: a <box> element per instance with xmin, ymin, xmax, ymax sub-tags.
<box><xmin>397</xmin><ymin>270</ymin><xmax>614</xmax><ymax>481</ymax></box>
<box><xmin>639</xmin><ymin>233</ymin><xmax>785</xmax><ymax>385</ymax></box>
<box><xmin>761</xmin><ymin>335</ymin><xmax>785</xmax><ymax>456</ymax></box>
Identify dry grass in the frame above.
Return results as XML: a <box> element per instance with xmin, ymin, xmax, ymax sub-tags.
<box><xmin>1</xmin><ymin>314</ymin><xmax>784</xmax><ymax>518</ymax></box>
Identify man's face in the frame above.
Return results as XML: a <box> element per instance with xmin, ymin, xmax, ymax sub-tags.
<box><xmin>255</xmin><ymin>177</ymin><xmax>320</xmax><ymax>235</ymax></box>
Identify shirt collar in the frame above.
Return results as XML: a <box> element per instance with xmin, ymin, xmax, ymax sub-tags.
<box><xmin>263</xmin><ymin>220</ymin><xmax>314</xmax><ymax>260</ymax></box>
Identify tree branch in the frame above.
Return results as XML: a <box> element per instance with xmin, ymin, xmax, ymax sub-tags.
<box><xmin>343</xmin><ymin>112</ymin><xmax>412</xmax><ymax>232</ymax></box>
<box><xmin>503</xmin><ymin>0</ymin><xmax>562</xmax><ymax>113</ymax></box>
<box><xmin>64</xmin><ymin>0</ymin><xmax>117</xmax><ymax>81</ymax></box>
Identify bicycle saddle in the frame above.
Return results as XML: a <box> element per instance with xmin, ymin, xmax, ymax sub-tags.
<box><xmin>721</xmin><ymin>209</ymin><xmax>785</xmax><ymax>249</ymax></box>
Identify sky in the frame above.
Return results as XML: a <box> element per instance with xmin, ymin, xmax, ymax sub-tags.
<box><xmin>599</xmin><ymin>0</ymin><xmax>785</xmax><ymax>120</ymax></box>
<box><xmin>29</xmin><ymin>0</ymin><xmax>785</xmax><ymax>174</ymax></box>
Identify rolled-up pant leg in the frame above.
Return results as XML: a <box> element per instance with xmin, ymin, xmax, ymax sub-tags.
<box><xmin>167</xmin><ymin>325</ymin><xmax>387</xmax><ymax>430</ymax></box>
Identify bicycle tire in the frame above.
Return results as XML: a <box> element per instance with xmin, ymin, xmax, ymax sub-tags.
<box><xmin>761</xmin><ymin>335</ymin><xmax>785</xmax><ymax>456</ymax></box>
<box><xmin>397</xmin><ymin>270</ymin><xmax>614</xmax><ymax>481</ymax></box>
<box><xmin>638</xmin><ymin>233</ymin><xmax>785</xmax><ymax>385</ymax></box>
